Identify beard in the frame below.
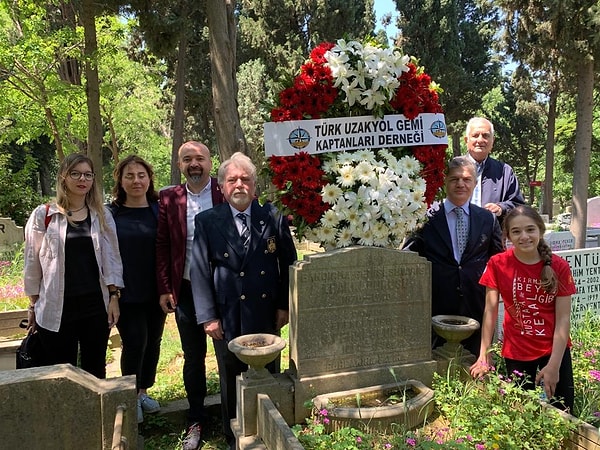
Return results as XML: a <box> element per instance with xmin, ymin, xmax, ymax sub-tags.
<box><xmin>187</xmin><ymin>174</ymin><xmax>203</xmax><ymax>184</ymax></box>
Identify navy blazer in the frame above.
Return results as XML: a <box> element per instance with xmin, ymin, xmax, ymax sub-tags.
<box><xmin>480</xmin><ymin>156</ymin><xmax>525</xmax><ymax>219</ymax></box>
<box><xmin>190</xmin><ymin>200</ymin><xmax>297</xmax><ymax>342</ymax></box>
<box><xmin>403</xmin><ymin>202</ymin><xmax>503</xmax><ymax>324</ymax></box>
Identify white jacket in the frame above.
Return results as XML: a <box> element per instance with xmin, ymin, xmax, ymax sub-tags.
<box><xmin>24</xmin><ymin>203</ymin><xmax>124</xmax><ymax>332</ymax></box>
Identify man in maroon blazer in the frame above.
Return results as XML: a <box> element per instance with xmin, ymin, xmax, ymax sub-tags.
<box><xmin>156</xmin><ymin>141</ymin><xmax>224</xmax><ymax>450</ymax></box>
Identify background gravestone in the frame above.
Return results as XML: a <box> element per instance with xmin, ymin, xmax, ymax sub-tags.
<box><xmin>0</xmin><ymin>217</ymin><xmax>24</xmax><ymax>254</ymax></box>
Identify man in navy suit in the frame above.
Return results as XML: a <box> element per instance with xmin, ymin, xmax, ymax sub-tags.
<box><xmin>156</xmin><ymin>141</ymin><xmax>224</xmax><ymax>450</ymax></box>
<box><xmin>403</xmin><ymin>156</ymin><xmax>503</xmax><ymax>356</ymax></box>
<box><xmin>190</xmin><ymin>152</ymin><xmax>297</xmax><ymax>447</ymax></box>
<box><xmin>464</xmin><ymin>117</ymin><xmax>525</xmax><ymax>223</ymax></box>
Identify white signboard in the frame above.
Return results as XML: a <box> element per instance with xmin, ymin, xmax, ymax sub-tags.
<box><xmin>556</xmin><ymin>247</ymin><xmax>600</xmax><ymax>321</ymax></box>
<box><xmin>264</xmin><ymin>113</ymin><xmax>447</xmax><ymax>157</ymax></box>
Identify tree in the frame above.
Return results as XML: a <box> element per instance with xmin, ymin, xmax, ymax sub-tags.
<box><xmin>496</xmin><ymin>1</ymin><xmax>564</xmax><ymax>220</ymax></box>
<box><xmin>207</xmin><ymin>0</ymin><xmax>246</xmax><ymax>161</ymax></box>
<box><xmin>394</xmin><ymin>0</ymin><xmax>501</xmax><ymax>155</ymax></box>
<box><xmin>482</xmin><ymin>68</ymin><xmax>547</xmax><ymax>205</ymax></box>
<box><xmin>497</xmin><ymin>0</ymin><xmax>600</xmax><ymax>248</ymax></box>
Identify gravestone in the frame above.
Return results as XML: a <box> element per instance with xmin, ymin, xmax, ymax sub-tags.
<box><xmin>545</xmin><ymin>230</ymin><xmax>575</xmax><ymax>251</ymax></box>
<box><xmin>587</xmin><ymin>197</ymin><xmax>600</xmax><ymax>228</ymax></box>
<box><xmin>0</xmin><ymin>364</ymin><xmax>137</xmax><ymax>449</ymax></box>
<box><xmin>287</xmin><ymin>246</ymin><xmax>437</xmax><ymax>422</ymax></box>
<box><xmin>557</xmin><ymin>247</ymin><xmax>600</xmax><ymax>321</ymax></box>
<box><xmin>0</xmin><ymin>217</ymin><xmax>24</xmax><ymax>253</ymax></box>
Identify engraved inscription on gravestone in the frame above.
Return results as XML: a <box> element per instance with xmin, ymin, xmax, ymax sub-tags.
<box><xmin>558</xmin><ymin>248</ymin><xmax>600</xmax><ymax>321</ymax></box>
<box><xmin>289</xmin><ymin>247</ymin><xmax>431</xmax><ymax>379</ymax></box>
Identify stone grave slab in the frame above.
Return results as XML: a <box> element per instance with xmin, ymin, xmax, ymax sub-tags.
<box><xmin>289</xmin><ymin>246</ymin><xmax>431</xmax><ymax>379</ymax></box>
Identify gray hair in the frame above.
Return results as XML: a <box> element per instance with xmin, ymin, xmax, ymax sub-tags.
<box><xmin>217</xmin><ymin>152</ymin><xmax>257</xmax><ymax>185</ymax></box>
<box><xmin>465</xmin><ymin>117</ymin><xmax>494</xmax><ymax>138</ymax></box>
<box><xmin>448</xmin><ymin>156</ymin><xmax>477</xmax><ymax>179</ymax></box>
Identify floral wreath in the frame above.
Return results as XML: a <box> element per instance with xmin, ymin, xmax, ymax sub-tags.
<box><xmin>264</xmin><ymin>38</ymin><xmax>448</xmax><ymax>249</ymax></box>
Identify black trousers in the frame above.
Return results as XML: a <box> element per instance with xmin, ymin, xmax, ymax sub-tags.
<box><xmin>36</xmin><ymin>309</ymin><xmax>110</xmax><ymax>379</ymax></box>
<box><xmin>175</xmin><ymin>280</ymin><xmax>208</xmax><ymax>425</ymax></box>
<box><xmin>116</xmin><ymin>300</ymin><xmax>166</xmax><ymax>390</ymax></box>
<box><xmin>505</xmin><ymin>347</ymin><xmax>574</xmax><ymax>412</ymax></box>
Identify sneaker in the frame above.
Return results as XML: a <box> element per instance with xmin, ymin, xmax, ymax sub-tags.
<box><xmin>182</xmin><ymin>423</ymin><xmax>203</xmax><ymax>450</ymax></box>
<box><xmin>136</xmin><ymin>398</ymin><xmax>143</xmax><ymax>423</ymax></box>
<box><xmin>139</xmin><ymin>394</ymin><xmax>160</xmax><ymax>414</ymax></box>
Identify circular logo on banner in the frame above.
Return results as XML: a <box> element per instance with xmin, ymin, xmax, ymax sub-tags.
<box><xmin>430</xmin><ymin>120</ymin><xmax>447</xmax><ymax>138</ymax></box>
<box><xmin>288</xmin><ymin>128</ymin><xmax>311</xmax><ymax>149</ymax></box>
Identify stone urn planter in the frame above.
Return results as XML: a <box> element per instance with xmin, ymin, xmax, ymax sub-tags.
<box><xmin>432</xmin><ymin>314</ymin><xmax>480</xmax><ymax>358</ymax></box>
<box><xmin>312</xmin><ymin>379</ymin><xmax>434</xmax><ymax>433</ymax></box>
<box><xmin>228</xmin><ymin>333</ymin><xmax>286</xmax><ymax>378</ymax></box>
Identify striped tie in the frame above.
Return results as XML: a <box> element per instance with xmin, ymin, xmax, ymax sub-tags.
<box><xmin>455</xmin><ymin>207</ymin><xmax>468</xmax><ymax>259</ymax></box>
<box><xmin>237</xmin><ymin>213</ymin><xmax>250</xmax><ymax>250</ymax></box>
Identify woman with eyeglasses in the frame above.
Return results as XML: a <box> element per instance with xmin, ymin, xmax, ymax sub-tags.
<box><xmin>107</xmin><ymin>155</ymin><xmax>165</xmax><ymax>423</ymax></box>
<box><xmin>24</xmin><ymin>153</ymin><xmax>123</xmax><ymax>378</ymax></box>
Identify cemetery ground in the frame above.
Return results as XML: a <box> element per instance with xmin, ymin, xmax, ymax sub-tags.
<box><xmin>3</xmin><ymin>252</ymin><xmax>600</xmax><ymax>449</ymax></box>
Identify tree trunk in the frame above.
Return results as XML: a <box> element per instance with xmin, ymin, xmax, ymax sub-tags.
<box><xmin>542</xmin><ymin>84</ymin><xmax>558</xmax><ymax>219</ymax></box>
<box><xmin>80</xmin><ymin>0</ymin><xmax>103</xmax><ymax>187</ymax></box>
<box><xmin>206</xmin><ymin>0</ymin><xmax>246</xmax><ymax>161</ymax></box>
<box><xmin>451</xmin><ymin>132</ymin><xmax>461</xmax><ymax>157</ymax></box>
<box><xmin>170</xmin><ymin>24</ymin><xmax>188</xmax><ymax>185</ymax></box>
<box><xmin>571</xmin><ymin>56</ymin><xmax>594</xmax><ymax>249</ymax></box>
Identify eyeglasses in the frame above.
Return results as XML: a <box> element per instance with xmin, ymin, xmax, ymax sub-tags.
<box><xmin>69</xmin><ymin>171</ymin><xmax>95</xmax><ymax>181</ymax></box>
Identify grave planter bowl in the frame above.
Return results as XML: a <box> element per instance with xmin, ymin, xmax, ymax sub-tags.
<box><xmin>312</xmin><ymin>379</ymin><xmax>434</xmax><ymax>433</ymax></box>
<box><xmin>228</xmin><ymin>333</ymin><xmax>286</xmax><ymax>377</ymax></box>
<box><xmin>431</xmin><ymin>314</ymin><xmax>480</xmax><ymax>357</ymax></box>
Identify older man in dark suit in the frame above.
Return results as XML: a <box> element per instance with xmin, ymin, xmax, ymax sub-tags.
<box><xmin>464</xmin><ymin>117</ymin><xmax>525</xmax><ymax>222</ymax></box>
<box><xmin>403</xmin><ymin>156</ymin><xmax>503</xmax><ymax>356</ymax></box>
<box><xmin>156</xmin><ymin>141</ymin><xmax>224</xmax><ymax>450</ymax></box>
<box><xmin>190</xmin><ymin>152</ymin><xmax>297</xmax><ymax>448</ymax></box>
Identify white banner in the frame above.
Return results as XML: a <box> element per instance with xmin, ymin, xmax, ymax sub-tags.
<box><xmin>264</xmin><ymin>113</ymin><xmax>447</xmax><ymax>157</ymax></box>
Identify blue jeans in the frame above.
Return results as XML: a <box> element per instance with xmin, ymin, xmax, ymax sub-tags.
<box><xmin>175</xmin><ymin>280</ymin><xmax>208</xmax><ymax>425</ymax></box>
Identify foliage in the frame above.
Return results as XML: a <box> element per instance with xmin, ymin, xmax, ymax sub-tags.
<box><xmin>395</xmin><ymin>0</ymin><xmax>502</xmax><ymax>148</ymax></box>
<box><xmin>294</xmin><ymin>365</ymin><xmax>575</xmax><ymax>449</ymax></box>
<box><xmin>571</xmin><ymin>311</ymin><xmax>600</xmax><ymax>427</ymax></box>
<box><xmin>433</xmin><ymin>368</ymin><xmax>573</xmax><ymax>449</ymax></box>
<box><xmin>0</xmin><ymin>153</ymin><xmax>43</xmax><ymax>226</ymax></box>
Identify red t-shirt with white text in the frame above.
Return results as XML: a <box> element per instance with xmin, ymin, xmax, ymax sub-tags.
<box><xmin>479</xmin><ymin>248</ymin><xmax>576</xmax><ymax>361</ymax></box>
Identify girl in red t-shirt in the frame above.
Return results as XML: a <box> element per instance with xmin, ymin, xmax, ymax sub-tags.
<box><xmin>470</xmin><ymin>205</ymin><xmax>576</xmax><ymax>411</ymax></box>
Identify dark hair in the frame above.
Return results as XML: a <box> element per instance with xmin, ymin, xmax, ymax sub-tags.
<box><xmin>111</xmin><ymin>155</ymin><xmax>159</xmax><ymax>206</ymax></box>
<box><xmin>503</xmin><ymin>205</ymin><xmax>557</xmax><ymax>293</ymax></box>
<box><xmin>447</xmin><ymin>156</ymin><xmax>476</xmax><ymax>179</ymax></box>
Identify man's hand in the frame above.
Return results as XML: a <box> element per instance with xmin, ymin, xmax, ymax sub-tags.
<box><xmin>159</xmin><ymin>293</ymin><xmax>177</xmax><ymax>314</ymax></box>
<box><xmin>204</xmin><ymin>319</ymin><xmax>224</xmax><ymax>340</ymax></box>
<box><xmin>483</xmin><ymin>202</ymin><xmax>502</xmax><ymax>217</ymax></box>
<box><xmin>108</xmin><ymin>298</ymin><xmax>120</xmax><ymax>328</ymax></box>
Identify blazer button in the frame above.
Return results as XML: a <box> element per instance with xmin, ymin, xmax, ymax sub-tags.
<box><xmin>240</xmin><ymin>295</ymin><xmax>246</xmax><ymax>300</ymax></box>
<box><xmin>261</xmin><ymin>294</ymin><xmax>267</xmax><ymax>298</ymax></box>
<box><xmin>240</xmin><ymin>272</ymin><xmax>245</xmax><ymax>277</ymax></box>
<box><xmin>224</xmin><ymin>252</ymin><xmax>229</xmax><ymax>258</ymax></box>
<box><xmin>260</xmin><ymin>271</ymin><xmax>265</xmax><ymax>275</ymax></box>
<box><xmin>264</xmin><ymin>250</ymin><xmax>268</xmax><ymax>254</ymax></box>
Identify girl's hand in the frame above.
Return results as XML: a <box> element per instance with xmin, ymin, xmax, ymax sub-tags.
<box><xmin>470</xmin><ymin>355</ymin><xmax>493</xmax><ymax>379</ymax></box>
<box><xmin>536</xmin><ymin>365</ymin><xmax>559</xmax><ymax>399</ymax></box>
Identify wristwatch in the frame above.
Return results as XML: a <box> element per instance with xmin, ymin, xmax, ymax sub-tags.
<box><xmin>109</xmin><ymin>289</ymin><xmax>120</xmax><ymax>299</ymax></box>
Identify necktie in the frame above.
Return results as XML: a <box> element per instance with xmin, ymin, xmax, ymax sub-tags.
<box><xmin>455</xmin><ymin>207</ymin><xmax>468</xmax><ymax>258</ymax></box>
<box><xmin>237</xmin><ymin>212</ymin><xmax>250</xmax><ymax>250</ymax></box>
